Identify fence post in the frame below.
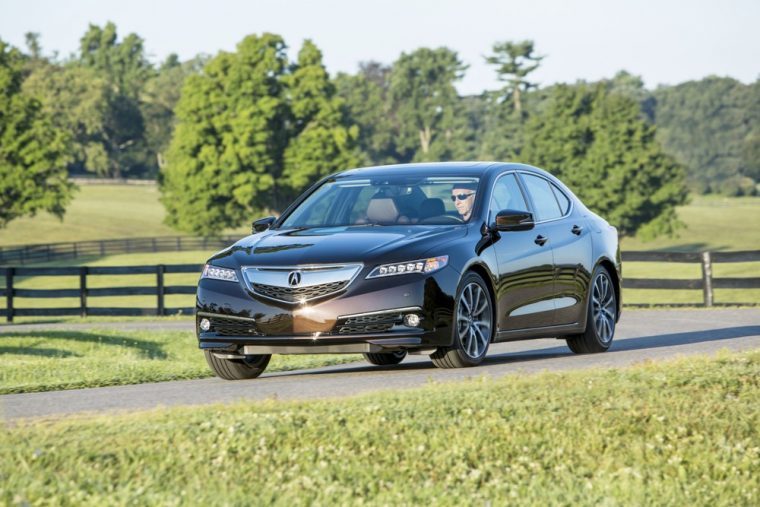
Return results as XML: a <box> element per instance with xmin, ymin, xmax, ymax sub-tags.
<box><xmin>152</xmin><ymin>238</ymin><xmax>157</xmax><ymax>252</ymax></box>
<box><xmin>176</xmin><ymin>236</ymin><xmax>181</xmax><ymax>251</ymax></box>
<box><xmin>5</xmin><ymin>267</ymin><xmax>14</xmax><ymax>322</ymax></box>
<box><xmin>701</xmin><ymin>251</ymin><xmax>713</xmax><ymax>307</ymax></box>
<box><xmin>156</xmin><ymin>264</ymin><xmax>165</xmax><ymax>316</ymax></box>
<box><xmin>79</xmin><ymin>266</ymin><xmax>88</xmax><ymax>317</ymax></box>
<box><xmin>73</xmin><ymin>242</ymin><xmax>78</xmax><ymax>259</ymax></box>
<box><xmin>100</xmin><ymin>241</ymin><xmax>105</xmax><ymax>257</ymax></box>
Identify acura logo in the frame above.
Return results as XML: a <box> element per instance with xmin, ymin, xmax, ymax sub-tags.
<box><xmin>288</xmin><ymin>271</ymin><xmax>302</xmax><ymax>287</ymax></box>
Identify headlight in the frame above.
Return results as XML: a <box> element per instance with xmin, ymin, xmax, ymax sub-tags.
<box><xmin>366</xmin><ymin>256</ymin><xmax>448</xmax><ymax>279</ymax></box>
<box><xmin>201</xmin><ymin>264</ymin><xmax>239</xmax><ymax>282</ymax></box>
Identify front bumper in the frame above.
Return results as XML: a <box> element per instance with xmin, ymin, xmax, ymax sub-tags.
<box><xmin>195</xmin><ymin>266</ymin><xmax>460</xmax><ymax>354</ymax></box>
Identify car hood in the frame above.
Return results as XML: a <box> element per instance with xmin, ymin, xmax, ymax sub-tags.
<box><xmin>209</xmin><ymin>225</ymin><xmax>467</xmax><ymax>267</ymax></box>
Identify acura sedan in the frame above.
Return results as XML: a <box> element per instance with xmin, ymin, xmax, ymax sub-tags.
<box><xmin>196</xmin><ymin>162</ymin><xmax>621</xmax><ymax>380</ymax></box>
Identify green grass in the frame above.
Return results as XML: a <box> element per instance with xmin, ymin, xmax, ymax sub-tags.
<box><xmin>621</xmin><ymin>194</ymin><xmax>760</xmax><ymax>252</ymax></box>
<box><xmin>0</xmin><ymin>184</ymin><xmax>247</xmax><ymax>247</ymax></box>
<box><xmin>2</xmin><ymin>350</ymin><xmax>758</xmax><ymax>505</ymax></box>
<box><xmin>0</xmin><ymin>327</ymin><xmax>361</xmax><ymax>394</ymax></box>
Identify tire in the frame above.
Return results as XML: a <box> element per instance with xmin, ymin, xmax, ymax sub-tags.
<box><xmin>430</xmin><ymin>272</ymin><xmax>494</xmax><ymax>368</ymax></box>
<box><xmin>204</xmin><ymin>350</ymin><xmax>271</xmax><ymax>380</ymax></box>
<box><xmin>363</xmin><ymin>350</ymin><xmax>407</xmax><ymax>366</ymax></box>
<box><xmin>566</xmin><ymin>265</ymin><xmax>617</xmax><ymax>354</ymax></box>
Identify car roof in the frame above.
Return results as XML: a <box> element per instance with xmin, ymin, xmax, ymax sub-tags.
<box><xmin>335</xmin><ymin>162</ymin><xmax>546</xmax><ymax>179</ymax></box>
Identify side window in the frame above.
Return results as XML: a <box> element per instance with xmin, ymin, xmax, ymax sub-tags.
<box><xmin>521</xmin><ymin>174</ymin><xmax>562</xmax><ymax>221</ymax></box>
<box><xmin>489</xmin><ymin>174</ymin><xmax>528</xmax><ymax>217</ymax></box>
<box><xmin>551</xmin><ymin>184</ymin><xmax>571</xmax><ymax>215</ymax></box>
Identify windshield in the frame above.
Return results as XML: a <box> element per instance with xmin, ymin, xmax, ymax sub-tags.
<box><xmin>280</xmin><ymin>175</ymin><xmax>481</xmax><ymax>228</ymax></box>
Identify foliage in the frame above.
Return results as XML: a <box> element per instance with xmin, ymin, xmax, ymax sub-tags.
<box><xmin>485</xmin><ymin>40</ymin><xmax>543</xmax><ymax>113</ymax></box>
<box><xmin>0</xmin><ymin>40</ymin><xmax>74</xmax><ymax>228</ymax></box>
<box><xmin>523</xmin><ymin>82</ymin><xmax>688</xmax><ymax>238</ymax></box>
<box><xmin>389</xmin><ymin>47</ymin><xmax>468</xmax><ymax>161</ymax></box>
<box><xmin>1</xmin><ymin>351</ymin><xmax>758</xmax><ymax>505</ymax></box>
<box><xmin>22</xmin><ymin>63</ymin><xmax>111</xmax><ymax>174</ymax></box>
<box><xmin>161</xmin><ymin>35</ymin><xmax>361</xmax><ymax>234</ymax></box>
<box><xmin>653</xmin><ymin>76</ymin><xmax>759</xmax><ymax>195</ymax></box>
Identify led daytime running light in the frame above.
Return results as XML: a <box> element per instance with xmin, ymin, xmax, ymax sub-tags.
<box><xmin>367</xmin><ymin>256</ymin><xmax>448</xmax><ymax>278</ymax></box>
<box><xmin>202</xmin><ymin>264</ymin><xmax>239</xmax><ymax>282</ymax></box>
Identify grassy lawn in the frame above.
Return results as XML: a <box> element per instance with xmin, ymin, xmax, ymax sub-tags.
<box><xmin>0</xmin><ymin>184</ymin><xmax>248</xmax><ymax>247</ymax></box>
<box><xmin>0</xmin><ymin>328</ymin><xmax>361</xmax><ymax>394</ymax></box>
<box><xmin>2</xmin><ymin>350</ymin><xmax>757</xmax><ymax>505</ymax></box>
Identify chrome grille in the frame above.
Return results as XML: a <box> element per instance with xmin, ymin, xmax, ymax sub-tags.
<box><xmin>242</xmin><ymin>264</ymin><xmax>362</xmax><ymax>304</ymax></box>
<box><xmin>252</xmin><ymin>280</ymin><xmax>350</xmax><ymax>304</ymax></box>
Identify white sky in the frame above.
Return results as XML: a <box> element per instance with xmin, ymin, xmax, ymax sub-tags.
<box><xmin>1</xmin><ymin>0</ymin><xmax>758</xmax><ymax>94</ymax></box>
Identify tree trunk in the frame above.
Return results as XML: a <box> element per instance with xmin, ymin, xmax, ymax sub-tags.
<box><xmin>419</xmin><ymin>126</ymin><xmax>432</xmax><ymax>154</ymax></box>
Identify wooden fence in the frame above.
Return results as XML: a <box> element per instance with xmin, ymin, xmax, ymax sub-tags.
<box><xmin>0</xmin><ymin>250</ymin><xmax>758</xmax><ymax>322</ymax></box>
<box><xmin>620</xmin><ymin>250</ymin><xmax>760</xmax><ymax>307</ymax></box>
<box><xmin>0</xmin><ymin>236</ymin><xmax>240</xmax><ymax>265</ymax></box>
<box><xmin>0</xmin><ymin>264</ymin><xmax>202</xmax><ymax>321</ymax></box>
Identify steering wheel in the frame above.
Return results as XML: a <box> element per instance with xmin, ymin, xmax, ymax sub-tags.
<box><xmin>419</xmin><ymin>214</ymin><xmax>464</xmax><ymax>224</ymax></box>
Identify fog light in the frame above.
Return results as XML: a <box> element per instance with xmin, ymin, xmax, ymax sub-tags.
<box><xmin>199</xmin><ymin>318</ymin><xmax>211</xmax><ymax>331</ymax></box>
<box><xmin>404</xmin><ymin>314</ymin><xmax>420</xmax><ymax>327</ymax></box>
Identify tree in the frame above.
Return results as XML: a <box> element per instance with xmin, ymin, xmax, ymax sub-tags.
<box><xmin>522</xmin><ymin>82</ymin><xmax>687</xmax><ymax>239</ymax></box>
<box><xmin>0</xmin><ymin>40</ymin><xmax>73</xmax><ymax>228</ymax></box>
<box><xmin>23</xmin><ymin>63</ymin><xmax>111</xmax><ymax>175</ymax></box>
<box><xmin>389</xmin><ymin>48</ymin><xmax>467</xmax><ymax>161</ymax></box>
<box><xmin>335</xmin><ymin>62</ymin><xmax>398</xmax><ymax>165</ymax></box>
<box><xmin>485</xmin><ymin>40</ymin><xmax>543</xmax><ymax>114</ymax></box>
<box><xmin>78</xmin><ymin>22</ymin><xmax>151</xmax><ymax>178</ymax></box>
<box><xmin>281</xmin><ymin>40</ymin><xmax>362</xmax><ymax>196</ymax></box>
<box><xmin>160</xmin><ymin>33</ymin><xmax>289</xmax><ymax>235</ymax></box>
<box><xmin>653</xmin><ymin>76</ymin><xmax>758</xmax><ymax>194</ymax></box>
<box><xmin>140</xmin><ymin>54</ymin><xmax>206</xmax><ymax>172</ymax></box>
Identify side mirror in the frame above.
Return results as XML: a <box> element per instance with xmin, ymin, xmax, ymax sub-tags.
<box><xmin>493</xmin><ymin>209</ymin><xmax>534</xmax><ymax>231</ymax></box>
<box><xmin>252</xmin><ymin>216</ymin><xmax>275</xmax><ymax>233</ymax></box>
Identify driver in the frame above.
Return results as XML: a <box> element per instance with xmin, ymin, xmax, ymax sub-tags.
<box><xmin>451</xmin><ymin>182</ymin><xmax>477</xmax><ymax>221</ymax></box>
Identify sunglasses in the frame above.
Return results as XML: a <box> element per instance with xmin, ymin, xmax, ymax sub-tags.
<box><xmin>451</xmin><ymin>192</ymin><xmax>475</xmax><ymax>202</ymax></box>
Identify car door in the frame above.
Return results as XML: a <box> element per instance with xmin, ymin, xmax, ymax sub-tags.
<box><xmin>488</xmin><ymin>173</ymin><xmax>556</xmax><ymax>333</ymax></box>
<box><xmin>518</xmin><ymin>173</ymin><xmax>591</xmax><ymax>326</ymax></box>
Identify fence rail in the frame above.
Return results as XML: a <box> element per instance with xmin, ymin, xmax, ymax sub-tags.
<box><xmin>1</xmin><ymin>264</ymin><xmax>203</xmax><ymax>321</ymax></box>
<box><xmin>0</xmin><ymin>250</ymin><xmax>758</xmax><ymax>321</ymax></box>
<box><xmin>620</xmin><ymin>250</ymin><xmax>760</xmax><ymax>307</ymax></box>
<box><xmin>0</xmin><ymin>236</ymin><xmax>241</xmax><ymax>265</ymax></box>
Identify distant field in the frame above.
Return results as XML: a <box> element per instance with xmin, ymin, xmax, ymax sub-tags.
<box><xmin>621</xmin><ymin>194</ymin><xmax>760</xmax><ymax>252</ymax></box>
<box><xmin>2</xmin><ymin>350</ymin><xmax>757</xmax><ymax>505</ymax></box>
<box><xmin>0</xmin><ymin>184</ymin><xmax>248</xmax><ymax>247</ymax></box>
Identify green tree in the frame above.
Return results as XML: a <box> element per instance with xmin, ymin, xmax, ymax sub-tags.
<box><xmin>522</xmin><ymin>82</ymin><xmax>687</xmax><ymax>239</ymax></box>
<box><xmin>140</xmin><ymin>54</ymin><xmax>206</xmax><ymax>172</ymax></box>
<box><xmin>389</xmin><ymin>48</ymin><xmax>467</xmax><ymax>161</ymax></box>
<box><xmin>281</xmin><ymin>40</ymin><xmax>362</xmax><ymax>197</ymax></box>
<box><xmin>653</xmin><ymin>76</ymin><xmax>757</xmax><ymax>194</ymax></box>
<box><xmin>0</xmin><ymin>40</ymin><xmax>74</xmax><ymax>228</ymax></box>
<box><xmin>78</xmin><ymin>22</ymin><xmax>151</xmax><ymax>178</ymax></box>
<box><xmin>23</xmin><ymin>63</ymin><xmax>111</xmax><ymax>175</ymax></box>
<box><xmin>335</xmin><ymin>62</ymin><xmax>398</xmax><ymax>165</ymax></box>
<box><xmin>161</xmin><ymin>33</ymin><xmax>289</xmax><ymax>235</ymax></box>
<box><xmin>485</xmin><ymin>40</ymin><xmax>543</xmax><ymax>114</ymax></box>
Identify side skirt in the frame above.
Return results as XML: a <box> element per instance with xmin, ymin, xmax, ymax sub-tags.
<box><xmin>494</xmin><ymin>322</ymin><xmax>585</xmax><ymax>342</ymax></box>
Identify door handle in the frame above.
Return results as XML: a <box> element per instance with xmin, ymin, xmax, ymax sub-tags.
<box><xmin>571</xmin><ymin>225</ymin><xmax>583</xmax><ymax>236</ymax></box>
<box><xmin>534</xmin><ymin>235</ymin><xmax>548</xmax><ymax>246</ymax></box>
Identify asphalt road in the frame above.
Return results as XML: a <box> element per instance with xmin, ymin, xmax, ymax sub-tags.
<box><xmin>2</xmin><ymin>309</ymin><xmax>758</xmax><ymax>421</ymax></box>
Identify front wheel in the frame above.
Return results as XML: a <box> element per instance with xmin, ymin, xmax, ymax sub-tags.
<box><xmin>204</xmin><ymin>351</ymin><xmax>271</xmax><ymax>380</ymax></box>
<box><xmin>363</xmin><ymin>351</ymin><xmax>407</xmax><ymax>366</ymax></box>
<box><xmin>566</xmin><ymin>266</ymin><xmax>617</xmax><ymax>354</ymax></box>
<box><xmin>430</xmin><ymin>272</ymin><xmax>493</xmax><ymax>368</ymax></box>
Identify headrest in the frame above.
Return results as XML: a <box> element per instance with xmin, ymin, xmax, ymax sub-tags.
<box><xmin>366</xmin><ymin>198</ymin><xmax>400</xmax><ymax>223</ymax></box>
<box><xmin>419</xmin><ymin>198</ymin><xmax>445</xmax><ymax>220</ymax></box>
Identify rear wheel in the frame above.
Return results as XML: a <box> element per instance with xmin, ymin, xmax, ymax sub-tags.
<box><xmin>566</xmin><ymin>266</ymin><xmax>617</xmax><ymax>354</ymax></box>
<box><xmin>430</xmin><ymin>272</ymin><xmax>493</xmax><ymax>368</ymax></box>
<box><xmin>363</xmin><ymin>351</ymin><xmax>407</xmax><ymax>366</ymax></box>
<box><xmin>204</xmin><ymin>351</ymin><xmax>271</xmax><ymax>380</ymax></box>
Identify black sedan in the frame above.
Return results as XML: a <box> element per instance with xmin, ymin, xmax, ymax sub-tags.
<box><xmin>196</xmin><ymin>162</ymin><xmax>621</xmax><ymax>380</ymax></box>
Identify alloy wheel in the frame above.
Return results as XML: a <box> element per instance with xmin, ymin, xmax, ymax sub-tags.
<box><xmin>591</xmin><ymin>272</ymin><xmax>616</xmax><ymax>343</ymax></box>
<box><xmin>457</xmin><ymin>282</ymin><xmax>492</xmax><ymax>358</ymax></box>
